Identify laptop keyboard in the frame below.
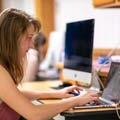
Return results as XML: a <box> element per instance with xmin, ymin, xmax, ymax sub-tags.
<box><xmin>74</xmin><ymin>100</ymin><xmax>116</xmax><ymax>109</ymax></box>
<box><xmin>74</xmin><ymin>104</ymin><xmax>115</xmax><ymax>109</ymax></box>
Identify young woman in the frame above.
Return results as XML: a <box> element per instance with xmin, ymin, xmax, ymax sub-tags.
<box><xmin>0</xmin><ymin>8</ymin><xmax>98</xmax><ymax>120</ymax></box>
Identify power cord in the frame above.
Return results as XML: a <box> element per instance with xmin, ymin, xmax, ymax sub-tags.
<box><xmin>92</xmin><ymin>68</ymin><xmax>105</xmax><ymax>90</ymax></box>
<box><xmin>115</xmin><ymin>101</ymin><xmax>120</xmax><ymax>119</ymax></box>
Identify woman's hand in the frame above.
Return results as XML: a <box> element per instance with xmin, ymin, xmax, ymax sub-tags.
<box><xmin>76</xmin><ymin>91</ymin><xmax>99</xmax><ymax>106</ymax></box>
<box><xmin>56</xmin><ymin>85</ymin><xmax>83</xmax><ymax>98</ymax></box>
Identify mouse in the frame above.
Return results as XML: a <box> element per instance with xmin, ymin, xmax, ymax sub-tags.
<box><xmin>69</xmin><ymin>91</ymin><xmax>80</xmax><ymax>96</ymax></box>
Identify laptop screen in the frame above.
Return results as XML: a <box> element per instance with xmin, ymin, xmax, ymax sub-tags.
<box><xmin>102</xmin><ymin>62</ymin><xmax>120</xmax><ymax>103</ymax></box>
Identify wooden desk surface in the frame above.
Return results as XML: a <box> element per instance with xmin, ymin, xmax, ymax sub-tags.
<box><xmin>93</xmin><ymin>61</ymin><xmax>110</xmax><ymax>77</ymax></box>
<box><xmin>20</xmin><ymin>80</ymin><xmax>62</xmax><ymax>91</ymax></box>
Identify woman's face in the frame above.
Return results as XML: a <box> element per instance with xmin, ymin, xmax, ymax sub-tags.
<box><xmin>20</xmin><ymin>24</ymin><xmax>35</xmax><ymax>57</ymax></box>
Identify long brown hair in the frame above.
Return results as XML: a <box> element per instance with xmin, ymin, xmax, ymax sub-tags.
<box><xmin>0</xmin><ymin>8</ymin><xmax>41</xmax><ymax>84</ymax></box>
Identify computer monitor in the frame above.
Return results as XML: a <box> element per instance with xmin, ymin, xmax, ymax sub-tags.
<box><xmin>63</xmin><ymin>19</ymin><xmax>94</xmax><ymax>87</ymax></box>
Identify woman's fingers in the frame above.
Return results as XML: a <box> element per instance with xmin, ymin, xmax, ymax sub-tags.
<box><xmin>66</xmin><ymin>85</ymin><xmax>83</xmax><ymax>92</ymax></box>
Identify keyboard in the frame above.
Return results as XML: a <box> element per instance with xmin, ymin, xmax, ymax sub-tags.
<box><xmin>73</xmin><ymin>99</ymin><xmax>116</xmax><ymax>109</ymax></box>
<box><xmin>74</xmin><ymin>104</ymin><xmax>116</xmax><ymax>109</ymax></box>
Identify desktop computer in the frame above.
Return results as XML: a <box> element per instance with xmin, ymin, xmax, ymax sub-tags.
<box><xmin>62</xmin><ymin>19</ymin><xmax>95</xmax><ymax>87</ymax></box>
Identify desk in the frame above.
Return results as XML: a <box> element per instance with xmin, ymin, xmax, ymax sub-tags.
<box><xmin>93</xmin><ymin>61</ymin><xmax>110</xmax><ymax>77</ymax></box>
<box><xmin>20</xmin><ymin>80</ymin><xmax>62</xmax><ymax>91</ymax></box>
<box><xmin>61</xmin><ymin>107</ymin><xmax>120</xmax><ymax>120</ymax></box>
<box><xmin>20</xmin><ymin>81</ymin><xmax>120</xmax><ymax>120</ymax></box>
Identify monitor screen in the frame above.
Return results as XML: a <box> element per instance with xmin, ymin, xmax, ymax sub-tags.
<box><xmin>63</xmin><ymin>19</ymin><xmax>94</xmax><ymax>87</ymax></box>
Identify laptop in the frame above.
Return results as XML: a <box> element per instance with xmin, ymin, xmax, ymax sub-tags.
<box><xmin>74</xmin><ymin>61</ymin><xmax>120</xmax><ymax>109</ymax></box>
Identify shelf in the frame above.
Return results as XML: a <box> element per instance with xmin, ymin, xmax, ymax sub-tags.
<box><xmin>93</xmin><ymin>0</ymin><xmax>120</xmax><ymax>8</ymax></box>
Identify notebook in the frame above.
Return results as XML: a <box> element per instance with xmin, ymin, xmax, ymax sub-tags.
<box><xmin>74</xmin><ymin>61</ymin><xmax>120</xmax><ymax>109</ymax></box>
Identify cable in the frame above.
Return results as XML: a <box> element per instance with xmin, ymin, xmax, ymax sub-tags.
<box><xmin>94</xmin><ymin>58</ymin><xmax>111</xmax><ymax>90</ymax></box>
<box><xmin>93</xmin><ymin>68</ymin><xmax>105</xmax><ymax>90</ymax></box>
<box><xmin>115</xmin><ymin>101</ymin><xmax>120</xmax><ymax>119</ymax></box>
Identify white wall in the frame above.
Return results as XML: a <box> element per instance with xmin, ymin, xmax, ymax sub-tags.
<box><xmin>55</xmin><ymin>0</ymin><xmax>120</xmax><ymax>48</ymax></box>
<box><xmin>2</xmin><ymin>0</ymin><xmax>35</xmax><ymax>16</ymax></box>
<box><xmin>2</xmin><ymin>0</ymin><xmax>120</xmax><ymax>48</ymax></box>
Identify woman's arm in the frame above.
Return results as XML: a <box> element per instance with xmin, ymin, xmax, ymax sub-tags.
<box><xmin>0</xmin><ymin>66</ymin><xmax>98</xmax><ymax>120</ymax></box>
<box><xmin>20</xmin><ymin>85</ymin><xmax>82</xmax><ymax>100</ymax></box>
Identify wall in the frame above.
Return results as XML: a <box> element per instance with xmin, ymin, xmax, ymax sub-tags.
<box><xmin>2</xmin><ymin>0</ymin><xmax>120</xmax><ymax>49</ymax></box>
<box><xmin>55</xmin><ymin>0</ymin><xmax>120</xmax><ymax>48</ymax></box>
<box><xmin>2</xmin><ymin>0</ymin><xmax>35</xmax><ymax>16</ymax></box>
